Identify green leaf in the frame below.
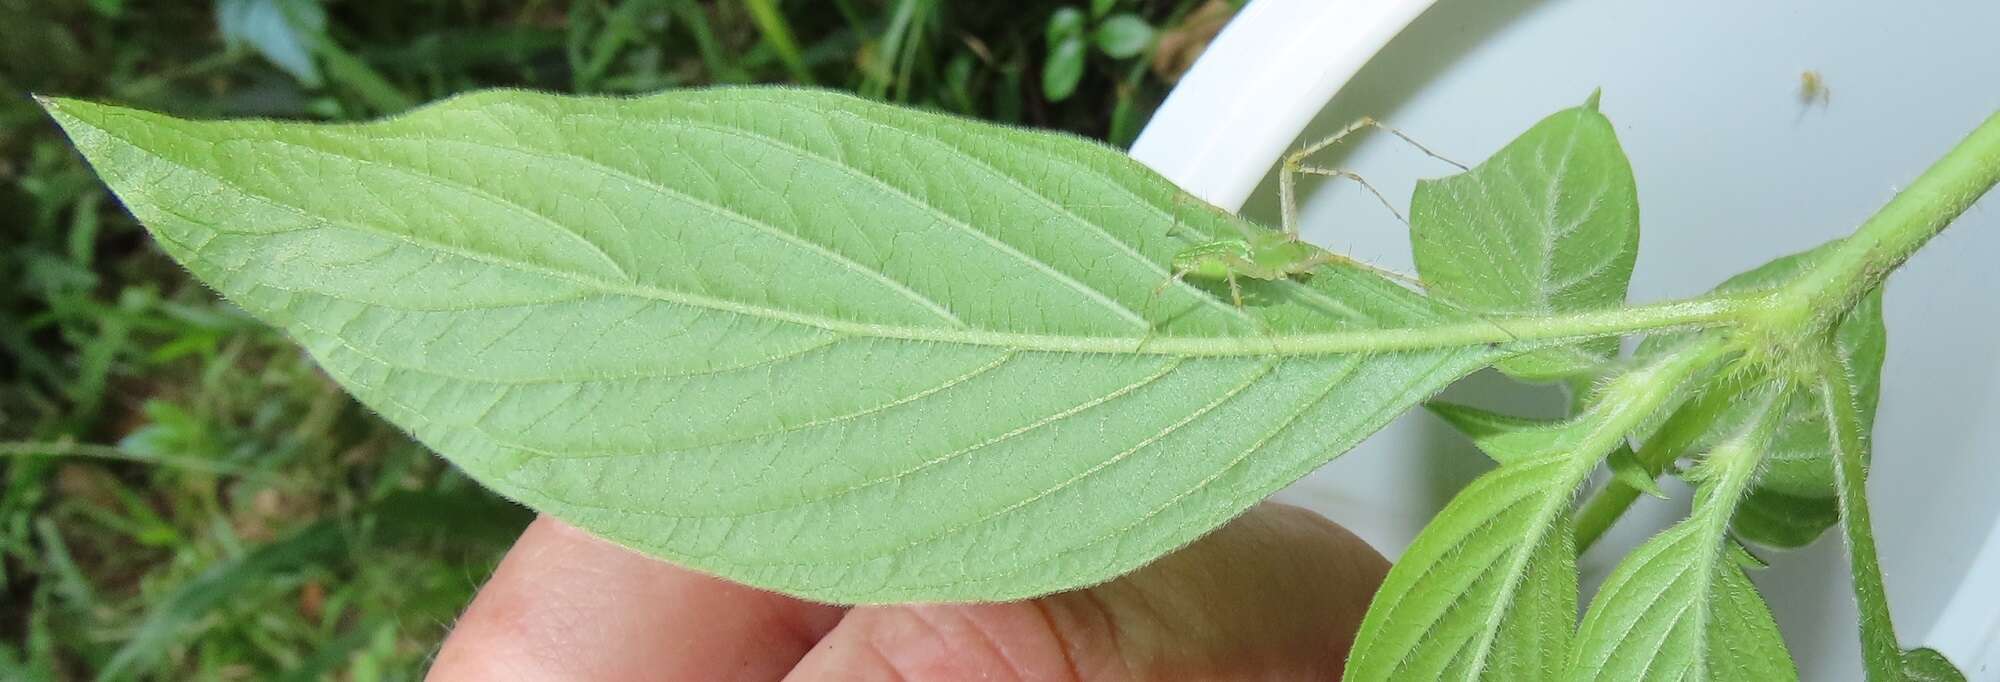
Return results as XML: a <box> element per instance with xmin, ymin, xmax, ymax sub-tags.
<box><xmin>1564</xmin><ymin>391</ymin><xmax>1798</xmax><ymax>682</ymax></box>
<box><xmin>1092</xmin><ymin>14</ymin><xmax>1155</xmax><ymax>59</ymax></box>
<box><xmin>1045</xmin><ymin>6</ymin><xmax>1087</xmax><ymax>44</ymax></box>
<box><xmin>1730</xmin><ymin>487</ymin><xmax>1839</xmax><ymax>549</ymax></box>
<box><xmin>1348</xmin><ymin>340</ymin><xmax>1724</xmax><ymax>681</ymax></box>
<box><xmin>1411</xmin><ymin>98</ymin><xmax>1640</xmax><ymax>381</ymax></box>
<box><xmin>1565</xmin><ymin>526</ymin><xmax>1796</xmax><ymax>682</ymax></box>
<box><xmin>1900</xmin><ymin>648</ymin><xmax>1967</xmax><ymax>682</ymax></box>
<box><xmin>1424</xmin><ymin>401</ymin><xmax>1570</xmax><ymax>465</ymax></box>
<box><xmin>1423</xmin><ymin>401</ymin><xmax>1655</xmax><ymax>499</ymax></box>
<box><xmin>1090</xmin><ymin>0</ymin><xmax>1117</xmax><ymax>19</ymax></box>
<box><xmin>1605</xmin><ymin>445</ymin><xmax>1665</xmax><ymax>499</ymax></box>
<box><xmin>100</xmin><ymin>522</ymin><xmax>345</xmax><ymax>681</ymax></box>
<box><xmin>45</xmin><ymin>88</ymin><xmax>1498</xmax><ymax>603</ymax></box>
<box><xmin>1043</xmin><ymin>37</ymin><xmax>1088</xmax><ymax>102</ymax></box>
<box><xmin>216</xmin><ymin>0</ymin><xmax>328</xmax><ymax>87</ymax></box>
<box><xmin>1344</xmin><ymin>452</ymin><xmax>1583</xmax><ymax>681</ymax></box>
<box><xmin>1727</xmin><ymin>540</ymin><xmax>1769</xmax><ymax>570</ymax></box>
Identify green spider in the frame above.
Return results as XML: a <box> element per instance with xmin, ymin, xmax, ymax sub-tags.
<box><xmin>1149</xmin><ymin>117</ymin><xmax>1466</xmax><ymax>312</ymax></box>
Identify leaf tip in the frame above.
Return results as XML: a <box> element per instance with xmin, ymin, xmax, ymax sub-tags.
<box><xmin>1605</xmin><ymin>446</ymin><xmax>1668</xmax><ymax>498</ymax></box>
<box><xmin>34</xmin><ymin>95</ymin><xmax>101</xmax><ymax>137</ymax></box>
<box><xmin>31</xmin><ymin>94</ymin><xmax>78</xmax><ymax>123</ymax></box>
<box><xmin>1728</xmin><ymin>541</ymin><xmax>1771</xmax><ymax>570</ymax></box>
<box><xmin>1422</xmin><ymin>400</ymin><xmax>1491</xmax><ymax>432</ymax></box>
<box><xmin>1583</xmin><ymin>88</ymin><xmax>1604</xmax><ymax>111</ymax></box>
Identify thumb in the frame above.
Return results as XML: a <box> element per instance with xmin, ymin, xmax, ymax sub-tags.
<box><xmin>783</xmin><ymin>502</ymin><xmax>1389</xmax><ymax>681</ymax></box>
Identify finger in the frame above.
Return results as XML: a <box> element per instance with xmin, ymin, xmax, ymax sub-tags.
<box><xmin>428</xmin><ymin>516</ymin><xmax>846</xmax><ymax>682</ymax></box>
<box><xmin>783</xmin><ymin>502</ymin><xmax>1389</xmax><ymax>681</ymax></box>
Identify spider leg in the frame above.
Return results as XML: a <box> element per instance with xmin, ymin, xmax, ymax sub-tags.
<box><xmin>1294</xmin><ymin>166</ymin><xmax>1409</xmax><ymax>226</ymax></box>
<box><xmin>1165</xmin><ymin>192</ymin><xmax>1193</xmax><ymax>240</ymax></box>
<box><xmin>1279</xmin><ymin>116</ymin><xmax>1466</xmax><ymax>237</ymax></box>
<box><xmin>1290</xmin><ymin>116</ymin><xmax>1468</xmax><ymax>173</ymax></box>
<box><xmin>1294</xmin><ymin>249</ymin><xmax>1422</xmax><ymax>287</ymax></box>
<box><xmin>1144</xmin><ymin>268</ymin><xmax>1192</xmax><ymax>324</ymax></box>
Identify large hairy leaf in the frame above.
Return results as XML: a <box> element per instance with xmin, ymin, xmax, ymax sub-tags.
<box><xmin>45</xmin><ymin>88</ymin><xmax>1500</xmax><ymax>603</ymax></box>
<box><xmin>1411</xmin><ymin>94</ymin><xmax>1639</xmax><ymax>381</ymax></box>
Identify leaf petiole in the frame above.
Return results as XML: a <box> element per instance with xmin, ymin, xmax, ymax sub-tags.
<box><xmin>1817</xmin><ymin>354</ymin><xmax>1963</xmax><ymax>680</ymax></box>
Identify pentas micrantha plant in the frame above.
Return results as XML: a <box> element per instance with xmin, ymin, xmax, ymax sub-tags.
<box><xmin>43</xmin><ymin>87</ymin><xmax>1996</xmax><ymax>680</ymax></box>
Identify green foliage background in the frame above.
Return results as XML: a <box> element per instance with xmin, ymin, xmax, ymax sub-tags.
<box><xmin>0</xmin><ymin>0</ymin><xmax>1229</xmax><ymax>677</ymax></box>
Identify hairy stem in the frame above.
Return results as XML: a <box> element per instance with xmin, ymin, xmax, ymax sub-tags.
<box><xmin>1572</xmin><ymin>479</ymin><xmax>1642</xmax><ymax>551</ymax></box>
<box><xmin>1572</xmin><ymin>110</ymin><xmax>2000</xmax><ymax>551</ymax></box>
<box><xmin>1568</xmin><ymin>338</ymin><xmax>1744</xmax><ymax>548</ymax></box>
<box><xmin>1818</xmin><ymin>357</ymin><xmax>1907</xmax><ymax>680</ymax></box>
<box><xmin>1122</xmin><ymin>295</ymin><xmax>1755</xmax><ymax>356</ymax></box>
<box><xmin>1574</xmin><ymin>375</ymin><xmax>1754</xmax><ymax>551</ymax></box>
<box><xmin>1782</xmin><ymin>110</ymin><xmax>2000</xmax><ymax>331</ymax></box>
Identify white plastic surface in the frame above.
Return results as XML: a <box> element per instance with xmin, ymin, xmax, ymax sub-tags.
<box><xmin>1127</xmin><ymin>0</ymin><xmax>1439</xmax><ymax>212</ymax></box>
<box><xmin>1130</xmin><ymin>1</ymin><xmax>2000</xmax><ymax>680</ymax></box>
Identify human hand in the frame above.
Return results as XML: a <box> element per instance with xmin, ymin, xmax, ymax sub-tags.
<box><xmin>428</xmin><ymin>502</ymin><xmax>1387</xmax><ymax>681</ymax></box>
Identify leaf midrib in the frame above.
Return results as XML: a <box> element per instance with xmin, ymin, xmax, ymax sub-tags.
<box><xmin>1355</xmin><ymin>454</ymin><xmax>1574</xmax><ymax>679</ymax></box>
<box><xmin>1531</xmin><ymin>112</ymin><xmax>1592</xmax><ymax>305</ymax></box>
<box><xmin>85</xmin><ymin>115</ymin><xmax>1620</xmax><ymax>359</ymax></box>
<box><xmin>1458</xmin><ymin>457</ymin><xmax>1589</xmax><ymax>679</ymax></box>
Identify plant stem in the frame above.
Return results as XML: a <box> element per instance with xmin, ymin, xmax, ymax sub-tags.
<box><xmin>1556</xmin><ymin>338</ymin><xmax>1734</xmax><ymax>542</ymax></box>
<box><xmin>1783</xmin><ymin>110</ymin><xmax>2000</xmax><ymax>330</ymax></box>
<box><xmin>1574</xmin><ymin>374</ymin><xmax>1756</xmax><ymax>551</ymax></box>
<box><xmin>1692</xmin><ymin>387</ymin><xmax>1788</xmax><ymax>533</ymax></box>
<box><xmin>1573</xmin><ymin>480</ymin><xmax>1641</xmax><ymax>551</ymax></box>
<box><xmin>1577</xmin><ymin>111</ymin><xmax>2000</xmax><ymax>552</ymax></box>
<box><xmin>1818</xmin><ymin>358</ymin><xmax>1908</xmax><ymax>681</ymax></box>
<box><xmin>1115</xmin><ymin>295</ymin><xmax>1758</xmax><ymax>356</ymax></box>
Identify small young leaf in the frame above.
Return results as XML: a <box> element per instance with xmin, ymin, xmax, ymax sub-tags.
<box><xmin>1411</xmin><ymin>97</ymin><xmax>1640</xmax><ymax>381</ymax></box>
<box><xmin>1726</xmin><ymin>540</ymin><xmax>1769</xmax><ymax>570</ymax></box>
<box><xmin>1093</xmin><ymin>14</ymin><xmax>1155</xmax><ymax>59</ymax></box>
<box><xmin>45</xmin><ymin>88</ymin><xmax>1503</xmax><ymax>603</ymax></box>
<box><xmin>1425</xmin><ymin>400</ymin><xmax>1657</xmax><ymax>501</ymax></box>
<box><xmin>1043</xmin><ymin>37</ymin><xmax>1088</xmax><ymax>102</ymax></box>
<box><xmin>1090</xmin><ymin>0</ymin><xmax>1117</xmax><ymax>19</ymax></box>
<box><xmin>1605</xmin><ymin>445</ymin><xmax>1665</xmax><ymax>499</ymax></box>
<box><xmin>1424</xmin><ymin>401</ymin><xmax>1572</xmax><ymax>464</ymax></box>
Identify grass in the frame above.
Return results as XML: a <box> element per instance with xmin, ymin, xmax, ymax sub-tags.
<box><xmin>0</xmin><ymin>0</ymin><xmax>1231</xmax><ymax>678</ymax></box>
